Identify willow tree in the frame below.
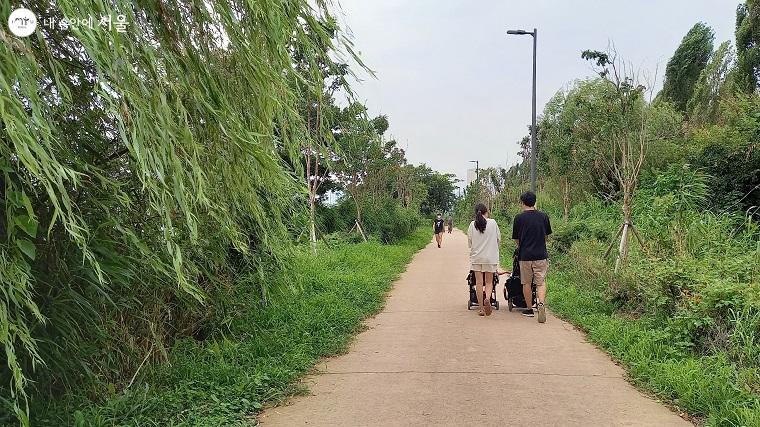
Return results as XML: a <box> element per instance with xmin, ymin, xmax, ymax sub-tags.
<box><xmin>1</xmin><ymin>0</ymin><xmax>351</xmax><ymax>422</ymax></box>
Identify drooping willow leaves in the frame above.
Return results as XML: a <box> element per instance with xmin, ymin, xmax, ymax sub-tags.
<box><xmin>0</xmin><ymin>0</ymin><xmax>350</xmax><ymax>422</ymax></box>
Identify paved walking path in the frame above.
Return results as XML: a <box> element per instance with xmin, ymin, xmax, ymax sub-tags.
<box><xmin>259</xmin><ymin>229</ymin><xmax>690</xmax><ymax>426</ymax></box>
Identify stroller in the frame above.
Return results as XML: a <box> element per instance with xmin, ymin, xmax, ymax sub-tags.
<box><xmin>503</xmin><ymin>249</ymin><xmax>537</xmax><ymax>311</ymax></box>
<box><xmin>467</xmin><ymin>270</ymin><xmax>500</xmax><ymax>311</ymax></box>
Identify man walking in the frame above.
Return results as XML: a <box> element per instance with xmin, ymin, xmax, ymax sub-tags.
<box><xmin>446</xmin><ymin>215</ymin><xmax>453</xmax><ymax>233</ymax></box>
<box><xmin>512</xmin><ymin>191</ymin><xmax>552</xmax><ymax>323</ymax></box>
<box><xmin>433</xmin><ymin>213</ymin><xmax>445</xmax><ymax>248</ymax></box>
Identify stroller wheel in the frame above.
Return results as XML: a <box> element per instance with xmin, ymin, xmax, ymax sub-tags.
<box><xmin>467</xmin><ymin>301</ymin><xmax>473</xmax><ymax>310</ymax></box>
<box><xmin>494</xmin><ymin>300</ymin><xmax>500</xmax><ymax>310</ymax></box>
<box><xmin>508</xmin><ymin>299</ymin><xmax>513</xmax><ymax>312</ymax></box>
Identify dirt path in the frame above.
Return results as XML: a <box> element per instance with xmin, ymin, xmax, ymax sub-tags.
<box><xmin>259</xmin><ymin>229</ymin><xmax>690</xmax><ymax>426</ymax></box>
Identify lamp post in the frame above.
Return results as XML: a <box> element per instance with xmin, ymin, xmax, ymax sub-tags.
<box><xmin>506</xmin><ymin>28</ymin><xmax>537</xmax><ymax>193</ymax></box>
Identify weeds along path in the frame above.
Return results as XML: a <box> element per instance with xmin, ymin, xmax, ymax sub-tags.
<box><xmin>258</xmin><ymin>229</ymin><xmax>689</xmax><ymax>426</ymax></box>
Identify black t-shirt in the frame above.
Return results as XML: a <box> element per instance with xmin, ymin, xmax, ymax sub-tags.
<box><xmin>434</xmin><ymin>219</ymin><xmax>445</xmax><ymax>233</ymax></box>
<box><xmin>511</xmin><ymin>210</ymin><xmax>552</xmax><ymax>261</ymax></box>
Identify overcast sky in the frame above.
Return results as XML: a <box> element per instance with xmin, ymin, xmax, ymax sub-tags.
<box><xmin>336</xmin><ymin>0</ymin><xmax>738</xmax><ymax>187</ymax></box>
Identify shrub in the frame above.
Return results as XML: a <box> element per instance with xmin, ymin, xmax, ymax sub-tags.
<box><xmin>362</xmin><ymin>200</ymin><xmax>421</xmax><ymax>243</ymax></box>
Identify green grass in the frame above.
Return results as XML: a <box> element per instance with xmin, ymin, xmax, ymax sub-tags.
<box><xmin>549</xmin><ymin>270</ymin><xmax>760</xmax><ymax>426</ymax></box>
<box><xmin>33</xmin><ymin>229</ymin><xmax>431</xmax><ymax>426</ymax></box>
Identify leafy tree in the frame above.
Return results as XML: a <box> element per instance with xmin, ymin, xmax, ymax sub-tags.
<box><xmin>331</xmin><ymin>103</ymin><xmax>380</xmax><ymax>236</ymax></box>
<box><xmin>735</xmin><ymin>0</ymin><xmax>760</xmax><ymax>91</ymax></box>
<box><xmin>414</xmin><ymin>165</ymin><xmax>458</xmax><ymax>216</ymax></box>
<box><xmin>540</xmin><ymin>88</ymin><xmax>588</xmax><ymax>219</ymax></box>
<box><xmin>659</xmin><ymin>23</ymin><xmax>715</xmax><ymax>112</ymax></box>
<box><xmin>687</xmin><ymin>41</ymin><xmax>736</xmax><ymax>127</ymax></box>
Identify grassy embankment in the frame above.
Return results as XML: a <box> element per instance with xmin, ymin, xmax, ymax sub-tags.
<box><xmin>35</xmin><ymin>229</ymin><xmax>430</xmax><ymax>426</ymax></box>
<box><xmin>523</xmin><ymin>200</ymin><xmax>760</xmax><ymax>426</ymax></box>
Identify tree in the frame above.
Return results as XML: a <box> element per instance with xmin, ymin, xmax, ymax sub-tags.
<box><xmin>687</xmin><ymin>41</ymin><xmax>736</xmax><ymax>127</ymax></box>
<box><xmin>291</xmin><ymin>17</ymin><xmax>350</xmax><ymax>253</ymax></box>
<box><xmin>735</xmin><ymin>0</ymin><xmax>760</xmax><ymax>92</ymax></box>
<box><xmin>540</xmin><ymin>89</ymin><xmax>583</xmax><ymax>219</ymax></box>
<box><xmin>659</xmin><ymin>23</ymin><xmax>714</xmax><ymax>112</ymax></box>
<box><xmin>414</xmin><ymin>165</ymin><xmax>458</xmax><ymax>216</ymax></box>
<box><xmin>581</xmin><ymin>49</ymin><xmax>662</xmax><ymax>272</ymax></box>
<box><xmin>331</xmin><ymin>102</ymin><xmax>388</xmax><ymax>238</ymax></box>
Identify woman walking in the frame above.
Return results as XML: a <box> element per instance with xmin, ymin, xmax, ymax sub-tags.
<box><xmin>467</xmin><ymin>203</ymin><xmax>501</xmax><ymax>316</ymax></box>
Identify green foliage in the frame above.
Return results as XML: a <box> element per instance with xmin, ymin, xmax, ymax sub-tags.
<box><xmin>688</xmin><ymin>41</ymin><xmax>736</xmax><ymax>126</ymax></box>
<box><xmin>736</xmin><ymin>0</ymin><xmax>760</xmax><ymax>91</ymax></box>
<box><xmin>415</xmin><ymin>165</ymin><xmax>458</xmax><ymax>216</ymax></box>
<box><xmin>329</xmin><ymin>104</ymin><xmax>444</xmax><ymax>231</ymax></box>
<box><xmin>542</xmin><ymin>183</ymin><xmax>760</xmax><ymax>424</ymax></box>
<box><xmin>362</xmin><ymin>201</ymin><xmax>421</xmax><ymax>243</ymax></box>
<box><xmin>0</xmin><ymin>0</ymin><xmax>368</xmax><ymax>422</ymax></box>
<box><xmin>690</xmin><ymin>93</ymin><xmax>760</xmax><ymax>214</ymax></box>
<box><xmin>28</xmin><ymin>229</ymin><xmax>431</xmax><ymax>426</ymax></box>
<box><xmin>551</xmin><ymin>273</ymin><xmax>760</xmax><ymax>425</ymax></box>
<box><xmin>331</xmin><ymin>198</ymin><xmax>420</xmax><ymax>243</ymax></box>
<box><xmin>636</xmin><ymin>164</ymin><xmax>710</xmax><ymax>214</ymax></box>
<box><xmin>660</xmin><ymin>23</ymin><xmax>715</xmax><ymax>112</ymax></box>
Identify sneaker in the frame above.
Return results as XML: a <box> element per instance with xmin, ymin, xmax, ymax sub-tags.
<box><xmin>537</xmin><ymin>303</ymin><xmax>546</xmax><ymax>323</ymax></box>
<box><xmin>522</xmin><ymin>308</ymin><xmax>534</xmax><ymax>317</ymax></box>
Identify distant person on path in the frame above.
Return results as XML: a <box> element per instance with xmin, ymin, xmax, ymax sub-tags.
<box><xmin>467</xmin><ymin>203</ymin><xmax>501</xmax><ymax>317</ymax></box>
<box><xmin>447</xmin><ymin>215</ymin><xmax>453</xmax><ymax>233</ymax></box>
<box><xmin>433</xmin><ymin>213</ymin><xmax>445</xmax><ymax>248</ymax></box>
<box><xmin>512</xmin><ymin>191</ymin><xmax>552</xmax><ymax>323</ymax></box>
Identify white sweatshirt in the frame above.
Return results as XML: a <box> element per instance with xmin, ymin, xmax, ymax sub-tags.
<box><xmin>467</xmin><ymin>218</ymin><xmax>501</xmax><ymax>264</ymax></box>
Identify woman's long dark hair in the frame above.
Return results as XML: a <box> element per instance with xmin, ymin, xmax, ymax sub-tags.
<box><xmin>474</xmin><ymin>203</ymin><xmax>487</xmax><ymax>233</ymax></box>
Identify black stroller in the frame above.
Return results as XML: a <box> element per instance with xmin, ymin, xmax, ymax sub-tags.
<box><xmin>467</xmin><ymin>270</ymin><xmax>500</xmax><ymax>311</ymax></box>
<box><xmin>503</xmin><ymin>249</ymin><xmax>537</xmax><ymax>311</ymax></box>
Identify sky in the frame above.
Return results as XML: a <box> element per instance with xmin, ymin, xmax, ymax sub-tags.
<box><xmin>335</xmin><ymin>0</ymin><xmax>738</xmax><ymax>188</ymax></box>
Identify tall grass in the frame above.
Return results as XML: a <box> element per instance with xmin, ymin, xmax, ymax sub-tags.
<box><xmin>542</xmin><ymin>166</ymin><xmax>760</xmax><ymax>425</ymax></box>
<box><xmin>28</xmin><ymin>228</ymin><xmax>430</xmax><ymax>426</ymax></box>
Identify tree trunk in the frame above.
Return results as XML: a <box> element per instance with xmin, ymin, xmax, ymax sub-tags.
<box><xmin>614</xmin><ymin>220</ymin><xmax>629</xmax><ymax>274</ymax></box>
<box><xmin>349</xmin><ymin>187</ymin><xmax>366</xmax><ymax>241</ymax></box>
<box><xmin>309</xmin><ymin>196</ymin><xmax>317</xmax><ymax>254</ymax></box>
<box><xmin>614</xmin><ymin>195</ymin><xmax>633</xmax><ymax>273</ymax></box>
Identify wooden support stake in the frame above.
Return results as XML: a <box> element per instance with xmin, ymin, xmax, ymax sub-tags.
<box><xmin>604</xmin><ymin>222</ymin><xmax>625</xmax><ymax>259</ymax></box>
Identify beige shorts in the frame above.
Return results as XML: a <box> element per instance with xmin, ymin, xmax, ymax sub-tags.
<box><xmin>471</xmin><ymin>263</ymin><xmax>498</xmax><ymax>273</ymax></box>
<box><xmin>519</xmin><ymin>259</ymin><xmax>549</xmax><ymax>286</ymax></box>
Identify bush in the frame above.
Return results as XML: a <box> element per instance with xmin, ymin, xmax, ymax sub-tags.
<box><xmin>317</xmin><ymin>204</ymin><xmax>348</xmax><ymax>235</ymax></box>
<box><xmin>362</xmin><ymin>200</ymin><xmax>421</xmax><ymax>243</ymax></box>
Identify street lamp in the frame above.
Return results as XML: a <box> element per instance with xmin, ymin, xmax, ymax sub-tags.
<box><xmin>507</xmin><ymin>27</ymin><xmax>537</xmax><ymax>193</ymax></box>
<box><xmin>469</xmin><ymin>160</ymin><xmax>479</xmax><ymax>185</ymax></box>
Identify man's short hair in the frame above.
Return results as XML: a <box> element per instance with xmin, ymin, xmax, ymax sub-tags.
<box><xmin>520</xmin><ymin>191</ymin><xmax>537</xmax><ymax>207</ymax></box>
